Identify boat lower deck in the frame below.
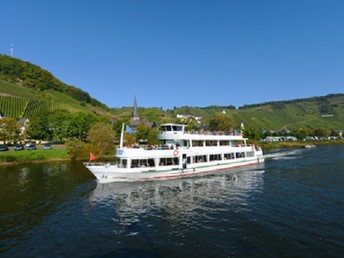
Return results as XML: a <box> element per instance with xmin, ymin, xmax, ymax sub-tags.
<box><xmin>86</xmin><ymin>157</ymin><xmax>264</xmax><ymax>183</ymax></box>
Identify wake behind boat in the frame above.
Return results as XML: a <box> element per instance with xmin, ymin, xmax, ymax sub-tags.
<box><xmin>84</xmin><ymin>123</ymin><xmax>264</xmax><ymax>183</ymax></box>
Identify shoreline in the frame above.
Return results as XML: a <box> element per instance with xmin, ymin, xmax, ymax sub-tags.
<box><xmin>259</xmin><ymin>139</ymin><xmax>344</xmax><ymax>151</ymax></box>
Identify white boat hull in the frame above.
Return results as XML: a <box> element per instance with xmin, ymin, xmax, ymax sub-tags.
<box><xmin>85</xmin><ymin>157</ymin><xmax>264</xmax><ymax>183</ymax></box>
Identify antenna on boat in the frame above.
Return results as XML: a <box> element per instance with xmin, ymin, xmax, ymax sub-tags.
<box><xmin>119</xmin><ymin>123</ymin><xmax>125</xmax><ymax>148</ymax></box>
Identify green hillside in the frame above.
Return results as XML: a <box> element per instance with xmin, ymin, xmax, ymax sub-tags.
<box><xmin>113</xmin><ymin>94</ymin><xmax>344</xmax><ymax>131</ymax></box>
<box><xmin>231</xmin><ymin>94</ymin><xmax>344</xmax><ymax>130</ymax></box>
<box><xmin>1</xmin><ymin>54</ymin><xmax>343</xmax><ymax>131</ymax></box>
<box><xmin>0</xmin><ymin>55</ymin><xmax>112</xmax><ymax>119</ymax></box>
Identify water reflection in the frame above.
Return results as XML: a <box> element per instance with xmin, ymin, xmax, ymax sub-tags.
<box><xmin>89</xmin><ymin>165</ymin><xmax>265</xmax><ymax>225</ymax></box>
<box><xmin>0</xmin><ymin>161</ymin><xmax>94</xmax><ymax>251</ymax></box>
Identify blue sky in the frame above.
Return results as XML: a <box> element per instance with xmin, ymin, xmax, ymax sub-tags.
<box><xmin>0</xmin><ymin>0</ymin><xmax>343</xmax><ymax>109</ymax></box>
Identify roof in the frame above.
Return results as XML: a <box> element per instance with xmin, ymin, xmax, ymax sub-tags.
<box><xmin>17</xmin><ymin>118</ymin><xmax>29</xmax><ymax>127</ymax></box>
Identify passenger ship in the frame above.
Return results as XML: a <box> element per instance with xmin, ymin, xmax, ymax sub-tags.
<box><xmin>84</xmin><ymin>123</ymin><xmax>264</xmax><ymax>183</ymax></box>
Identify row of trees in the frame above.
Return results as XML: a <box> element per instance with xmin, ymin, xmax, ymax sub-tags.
<box><xmin>0</xmin><ymin>110</ymin><xmax>101</xmax><ymax>143</ymax></box>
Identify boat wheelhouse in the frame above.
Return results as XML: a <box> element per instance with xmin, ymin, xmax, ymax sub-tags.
<box><xmin>84</xmin><ymin>123</ymin><xmax>264</xmax><ymax>183</ymax></box>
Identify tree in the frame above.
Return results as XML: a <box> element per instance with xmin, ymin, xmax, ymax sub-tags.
<box><xmin>135</xmin><ymin>123</ymin><xmax>160</xmax><ymax>145</ymax></box>
<box><xmin>135</xmin><ymin>123</ymin><xmax>151</xmax><ymax>142</ymax></box>
<box><xmin>27</xmin><ymin>111</ymin><xmax>51</xmax><ymax>140</ymax></box>
<box><xmin>0</xmin><ymin>117</ymin><xmax>20</xmax><ymax>143</ymax></box>
<box><xmin>88</xmin><ymin>122</ymin><xmax>116</xmax><ymax>155</ymax></box>
<box><xmin>291</xmin><ymin>128</ymin><xmax>310</xmax><ymax>140</ymax></box>
<box><xmin>69</xmin><ymin>112</ymin><xmax>97</xmax><ymax>141</ymax></box>
<box><xmin>313</xmin><ymin>128</ymin><xmax>329</xmax><ymax>138</ymax></box>
<box><xmin>243</xmin><ymin>128</ymin><xmax>264</xmax><ymax>141</ymax></box>
<box><xmin>185</xmin><ymin>119</ymin><xmax>199</xmax><ymax>132</ymax></box>
<box><xmin>208</xmin><ymin>112</ymin><xmax>233</xmax><ymax>131</ymax></box>
<box><xmin>124</xmin><ymin>133</ymin><xmax>137</xmax><ymax>146</ymax></box>
<box><xmin>67</xmin><ymin>140</ymin><xmax>92</xmax><ymax>160</ymax></box>
<box><xmin>329</xmin><ymin>129</ymin><xmax>339</xmax><ymax>137</ymax></box>
<box><xmin>48</xmin><ymin>110</ymin><xmax>72</xmax><ymax>141</ymax></box>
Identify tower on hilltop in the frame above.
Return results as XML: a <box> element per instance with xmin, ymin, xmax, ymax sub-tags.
<box><xmin>133</xmin><ymin>96</ymin><xmax>139</xmax><ymax>118</ymax></box>
<box><xmin>131</xmin><ymin>96</ymin><xmax>140</xmax><ymax>127</ymax></box>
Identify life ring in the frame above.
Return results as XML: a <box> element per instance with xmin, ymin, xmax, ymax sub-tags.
<box><xmin>173</xmin><ymin>150</ymin><xmax>179</xmax><ymax>157</ymax></box>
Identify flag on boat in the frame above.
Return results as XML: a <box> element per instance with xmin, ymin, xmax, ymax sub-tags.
<box><xmin>126</xmin><ymin>125</ymin><xmax>136</xmax><ymax>134</ymax></box>
<box><xmin>89</xmin><ymin>152</ymin><xmax>97</xmax><ymax>162</ymax></box>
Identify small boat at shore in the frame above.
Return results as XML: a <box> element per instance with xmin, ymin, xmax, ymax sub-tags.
<box><xmin>304</xmin><ymin>144</ymin><xmax>316</xmax><ymax>148</ymax></box>
<box><xmin>84</xmin><ymin>123</ymin><xmax>264</xmax><ymax>183</ymax></box>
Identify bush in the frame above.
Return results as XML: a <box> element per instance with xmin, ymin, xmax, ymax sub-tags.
<box><xmin>67</xmin><ymin>140</ymin><xmax>92</xmax><ymax>160</ymax></box>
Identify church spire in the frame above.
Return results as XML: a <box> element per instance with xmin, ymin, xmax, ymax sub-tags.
<box><xmin>132</xmin><ymin>96</ymin><xmax>139</xmax><ymax>118</ymax></box>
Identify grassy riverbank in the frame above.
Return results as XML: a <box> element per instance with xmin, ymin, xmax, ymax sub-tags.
<box><xmin>0</xmin><ymin>149</ymin><xmax>69</xmax><ymax>165</ymax></box>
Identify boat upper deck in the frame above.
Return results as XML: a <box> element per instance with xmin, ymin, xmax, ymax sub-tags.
<box><xmin>158</xmin><ymin>123</ymin><xmax>245</xmax><ymax>141</ymax></box>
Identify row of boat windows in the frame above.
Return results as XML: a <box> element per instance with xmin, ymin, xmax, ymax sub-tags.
<box><xmin>117</xmin><ymin>151</ymin><xmax>254</xmax><ymax>168</ymax></box>
<box><xmin>160</xmin><ymin>140</ymin><xmax>244</xmax><ymax>147</ymax></box>
<box><xmin>192</xmin><ymin>140</ymin><xmax>239</xmax><ymax>147</ymax></box>
<box><xmin>160</xmin><ymin>125</ymin><xmax>184</xmax><ymax>132</ymax></box>
<box><xmin>130</xmin><ymin>158</ymin><xmax>180</xmax><ymax>168</ymax></box>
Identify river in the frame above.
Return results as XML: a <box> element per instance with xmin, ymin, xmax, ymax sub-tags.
<box><xmin>0</xmin><ymin>145</ymin><xmax>343</xmax><ymax>257</ymax></box>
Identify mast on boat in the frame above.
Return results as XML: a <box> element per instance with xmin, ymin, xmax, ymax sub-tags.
<box><xmin>120</xmin><ymin>123</ymin><xmax>125</xmax><ymax>148</ymax></box>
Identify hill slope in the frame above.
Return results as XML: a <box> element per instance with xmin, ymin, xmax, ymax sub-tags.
<box><xmin>0</xmin><ymin>55</ymin><xmax>112</xmax><ymax>119</ymax></box>
<box><xmin>1</xmin><ymin>54</ymin><xmax>343</xmax><ymax>130</ymax></box>
<box><xmin>113</xmin><ymin>94</ymin><xmax>344</xmax><ymax>130</ymax></box>
<box><xmin>232</xmin><ymin>94</ymin><xmax>344</xmax><ymax>130</ymax></box>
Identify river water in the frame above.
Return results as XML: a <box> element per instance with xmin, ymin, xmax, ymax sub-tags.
<box><xmin>0</xmin><ymin>145</ymin><xmax>343</xmax><ymax>257</ymax></box>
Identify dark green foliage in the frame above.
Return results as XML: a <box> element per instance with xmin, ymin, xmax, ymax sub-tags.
<box><xmin>243</xmin><ymin>128</ymin><xmax>264</xmax><ymax>141</ymax></box>
<box><xmin>318</xmin><ymin>100</ymin><xmax>335</xmax><ymax>114</ymax></box>
<box><xmin>239</xmin><ymin>94</ymin><xmax>344</xmax><ymax>109</ymax></box>
<box><xmin>208</xmin><ymin>113</ymin><xmax>233</xmax><ymax>131</ymax></box>
<box><xmin>27</xmin><ymin>110</ymin><xmax>98</xmax><ymax>141</ymax></box>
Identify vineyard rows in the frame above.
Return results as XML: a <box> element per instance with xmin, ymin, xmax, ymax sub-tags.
<box><xmin>0</xmin><ymin>95</ymin><xmax>52</xmax><ymax>118</ymax></box>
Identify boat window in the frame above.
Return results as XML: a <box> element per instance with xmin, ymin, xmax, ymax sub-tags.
<box><xmin>165</xmin><ymin>140</ymin><xmax>175</xmax><ymax>145</ymax></box>
<box><xmin>209</xmin><ymin>154</ymin><xmax>222</xmax><ymax>161</ymax></box>
<box><xmin>236</xmin><ymin>152</ymin><xmax>245</xmax><ymax>158</ymax></box>
<box><xmin>195</xmin><ymin>155</ymin><xmax>207</xmax><ymax>163</ymax></box>
<box><xmin>159</xmin><ymin>157</ymin><xmax>179</xmax><ymax>166</ymax></box>
<box><xmin>224</xmin><ymin>153</ymin><xmax>235</xmax><ymax>160</ymax></box>
<box><xmin>147</xmin><ymin>159</ymin><xmax>155</xmax><ymax>167</ymax></box>
<box><xmin>131</xmin><ymin>159</ymin><xmax>155</xmax><ymax>168</ymax></box>
<box><xmin>246</xmin><ymin>151</ymin><xmax>254</xmax><ymax>158</ymax></box>
<box><xmin>220</xmin><ymin>141</ymin><xmax>230</xmax><ymax>146</ymax></box>
<box><xmin>192</xmin><ymin>140</ymin><xmax>203</xmax><ymax>147</ymax></box>
<box><xmin>160</xmin><ymin>125</ymin><xmax>173</xmax><ymax>132</ymax></box>
<box><xmin>117</xmin><ymin>158</ymin><xmax>127</xmax><ymax>168</ymax></box>
<box><xmin>172</xmin><ymin>125</ymin><xmax>183</xmax><ymax>132</ymax></box>
<box><xmin>206</xmin><ymin>140</ymin><xmax>217</xmax><ymax>146</ymax></box>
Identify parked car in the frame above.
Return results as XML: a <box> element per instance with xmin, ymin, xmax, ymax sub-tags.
<box><xmin>27</xmin><ymin>144</ymin><xmax>37</xmax><ymax>150</ymax></box>
<box><xmin>43</xmin><ymin>143</ymin><xmax>52</xmax><ymax>150</ymax></box>
<box><xmin>0</xmin><ymin>144</ymin><xmax>9</xmax><ymax>151</ymax></box>
<box><xmin>14</xmin><ymin>144</ymin><xmax>25</xmax><ymax>151</ymax></box>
